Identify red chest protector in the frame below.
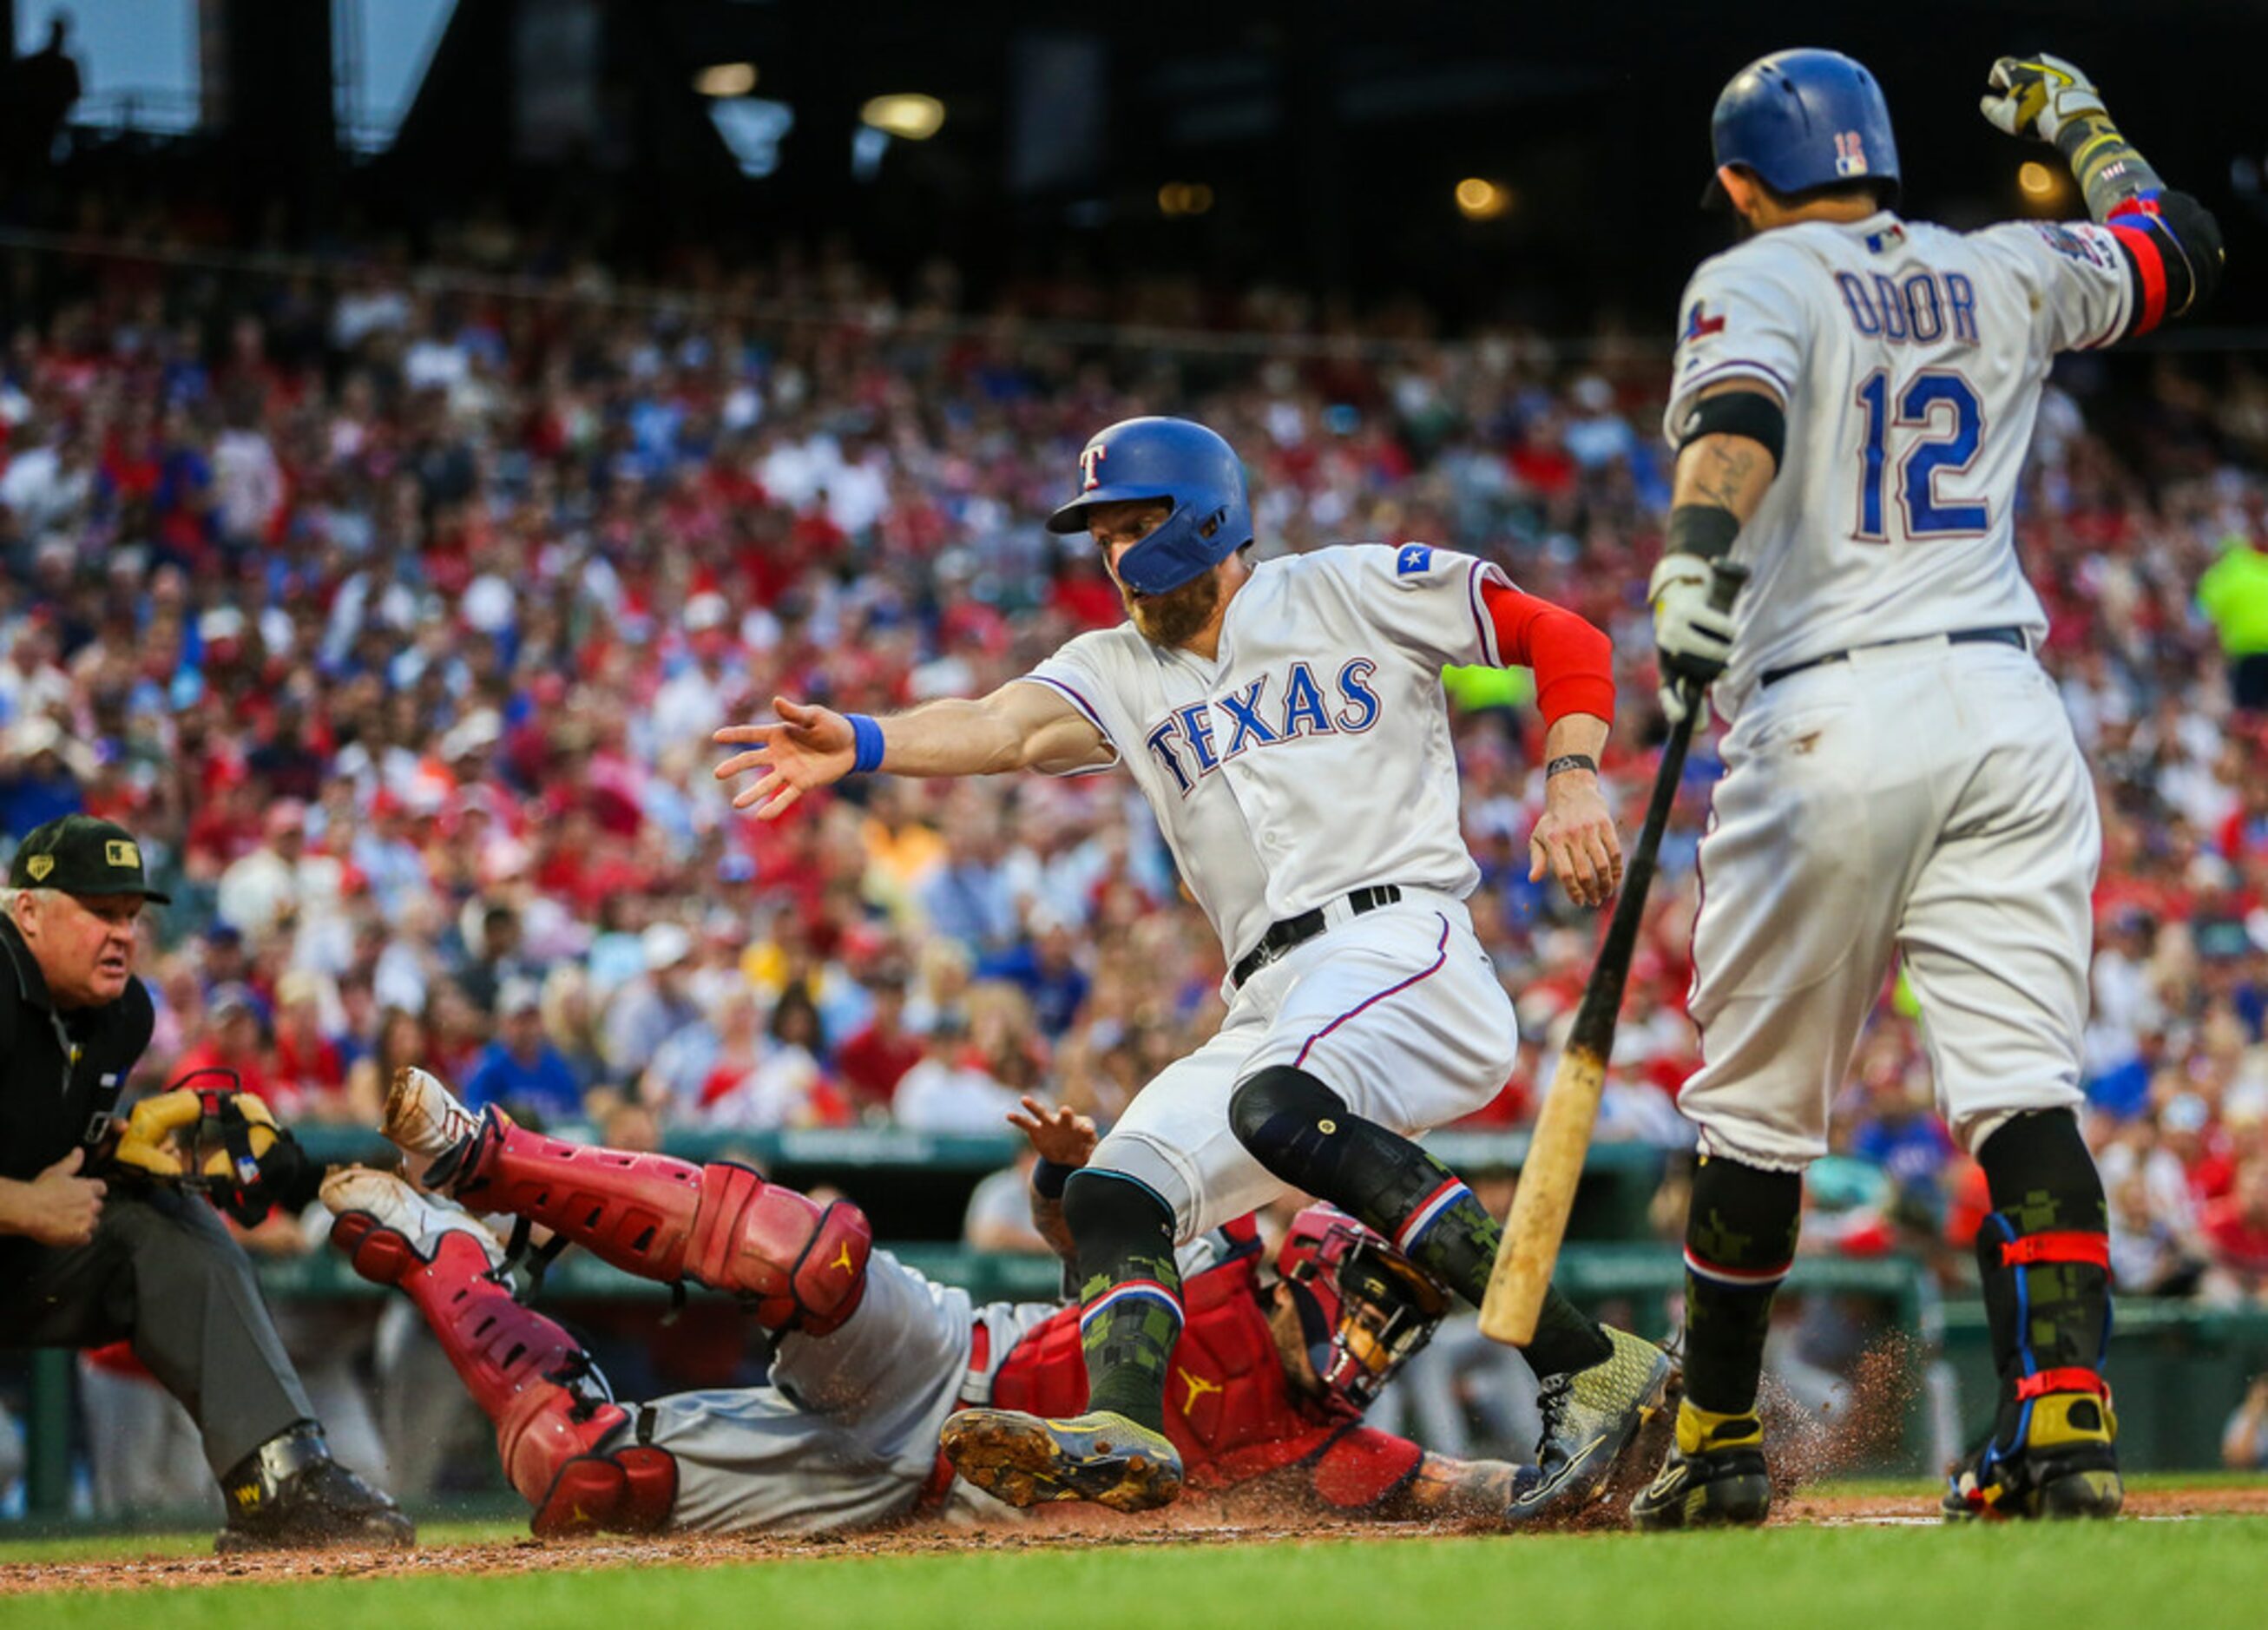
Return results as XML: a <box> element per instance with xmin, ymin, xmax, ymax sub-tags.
<box><xmin>987</xmin><ymin>1224</ymin><xmax>1423</xmax><ymax>1507</ymax></box>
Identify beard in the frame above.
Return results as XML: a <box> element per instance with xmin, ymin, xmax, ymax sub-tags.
<box><xmin>1120</xmin><ymin>568</ymin><xmax>1223</xmax><ymax>648</ymax></box>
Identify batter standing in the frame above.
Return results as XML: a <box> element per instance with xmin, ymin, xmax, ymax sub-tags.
<box><xmin>714</xmin><ymin>416</ymin><xmax>1670</xmax><ymax>1518</ymax></box>
<box><xmin>1632</xmin><ymin>50</ymin><xmax>2222</xmax><ymax>1528</ymax></box>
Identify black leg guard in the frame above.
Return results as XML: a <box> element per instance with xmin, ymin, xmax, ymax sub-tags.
<box><xmin>1947</xmin><ymin>1111</ymin><xmax>2120</xmax><ymax>1520</ymax></box>
<box><xmin>1229</xmin><ymin>1065</ymin><xmax>1610</xmax><ymax>1377</ymax></box>
<box><xmin>1060</xmin><ymin>1170</ymin><xmax>1182</xmax><ymax>1433</ymax></box>
<box><xmin>1679</xmin><ymin>1156</ymin><xmax>1802</xmax><ymax>1417</ymax></box>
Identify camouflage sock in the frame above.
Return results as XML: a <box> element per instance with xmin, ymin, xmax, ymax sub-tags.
<box><xmin>1062</xmin><ymin>1171</ymin><xmax>1182</xmax><ymax>1434</ymax></box>
<box><xmin>1680</xmin><ymin>1156</ymin><xmax>1802</xmax><ymax>1417</ymax></box>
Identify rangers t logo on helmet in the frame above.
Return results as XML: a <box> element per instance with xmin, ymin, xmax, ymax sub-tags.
<box><xmin>1044</xmin><ymin>416</ymin><xmax>1254</xmax><ymax>595</ymax></box>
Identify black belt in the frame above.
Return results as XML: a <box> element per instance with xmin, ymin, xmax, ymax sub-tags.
<box><xmin>1232</xmin><ymin>885</ymin><xmax>1402</xmax><ymax>989</ymax></box>
<box><xmin>1759</xmin><ymin>625</ymin><xmax>2027</xmax><ymax>689</ymax></box>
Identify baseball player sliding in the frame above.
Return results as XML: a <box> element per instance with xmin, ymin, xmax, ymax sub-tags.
<box><xmin>713</xmin><ymin>416</ymin><xmax>1670</xmax><ymax>1520</ymax></box>
<box><xmin>1634</xmin><ymin>50</ymin><xmax>2221</xmax><ymax>1528</ymax></box>
<box><xmin>315</xmin><ymin>1067</ymin><xmax>1660</xmax><ymax>1534</ymax></box>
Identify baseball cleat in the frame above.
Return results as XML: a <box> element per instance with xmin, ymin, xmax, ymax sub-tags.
<box><xmin>938</xmin><ymin>1408</ymin><xmax>1184</xmax><ymax>1513</ymax></box>
<box><xmin>320</xmin><ymin>1166</ymin><xmax>503</xmax><ymax>1270</ymax></box>
<box><xmin>215</xmin><ymin>1424</ymin><xmax>415</xmax><ymax>1553</ymax></box>
<box><xmin>1943</xmin><ymin>1389</ymin><xmax>2122</xmax><ymax>1522</ymax></box>
<box><xmin>1508</xmin><ymin>1326</ymin><xmax>1675</xmax><ymax>1523</ymax></box>
<box><xmin>384</xmin><ymin>1064</ymin><xmax>483</xmax><ymax>1180</ymax></box>
<box><xmin>1629</xmin><ymin>1404</ymin><xmax>1772</xmax><ymax>1530</ymax></box>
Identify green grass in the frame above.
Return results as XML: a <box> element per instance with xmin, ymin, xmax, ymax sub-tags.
<box><xmin>1792</xmin><ymin>1469</ymin><xmax>2268</xmax><ymax>1499</ymax></box>
<box><xmin>0</xmin><ymin>1519</ymin><xmax>521</xmax><ymax>1565</ymax></box>
<box><xmin>7</xmin><ymin>1521</ymin><xmax>2268</xmax><ymax>1630</ymax></box>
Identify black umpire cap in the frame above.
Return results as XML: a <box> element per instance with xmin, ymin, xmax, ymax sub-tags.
<box><xmin>7</xmin><ymin>814</ymin><xmax>172</xmax><ymax>904</ymax></box>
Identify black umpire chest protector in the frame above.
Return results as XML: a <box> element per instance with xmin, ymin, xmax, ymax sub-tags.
<box><xmin>0</xmin><ymin>916</ymin><xmax>151</xmax><ymax>1185</ymax></box>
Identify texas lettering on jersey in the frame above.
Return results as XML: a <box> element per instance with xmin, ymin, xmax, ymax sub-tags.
<box><xmin>1141</xmin><ymin>661</ymin><xmax>1382</xmax><ymax>794</ymax></box>
<box><xmin>1020</xmin><ymin>543</ymin><xmax>1503</xmax><ymax>964</ymax></box>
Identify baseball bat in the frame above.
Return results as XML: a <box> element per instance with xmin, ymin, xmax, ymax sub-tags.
<box><xmin>1478</xmin><ymin>560</ymin><xmax>1746</xmax><ymax>1346</ymax></box>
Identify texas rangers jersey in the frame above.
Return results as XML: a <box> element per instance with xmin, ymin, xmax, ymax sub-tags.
<box><xmin>1665</xmin><ymin>209</ymin><xmax>2134</xmax><ymax>720</ymax></box>
<box><xmin>1021</xmin><ymin>545</ymin><xmax>1503</xmax><ymax>968</ymax></box>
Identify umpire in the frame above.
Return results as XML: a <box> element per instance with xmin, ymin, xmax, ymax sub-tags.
<box><xmin>0</xmin><ymin>815</ymin><xmax>411</xmax><ymax>1551</ymax></box>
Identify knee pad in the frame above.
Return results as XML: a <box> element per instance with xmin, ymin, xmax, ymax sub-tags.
<box><xmin>507</xmin><ymin>1390</ymin><xmax>679</xmax><ymax>1537</ymax></box>
<box><xmin>448</xmin><ymin>1122</ymin><xmax>872</xmax><ymax>1335</ymax></box>
<box><xmin>1227</xmin><ymin>1066</ymin><xmax>1345</xmax><ymax>1170</ymax></box>
<box><xmin>686</xmin><ymin>1166</ymin><xmax>874</xmax><ymax>1336</ymax></box>
<box><xmin>1060</xmin><ymin>1168</ymin><xmax>1179</xmax><ymax>1286</ymax></box>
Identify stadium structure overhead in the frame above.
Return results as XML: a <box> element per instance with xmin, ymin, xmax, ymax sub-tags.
<box><xmin>23</xmin><ymin>0</ymin><xmax>2268</xmax><ymax>324</ymax></box>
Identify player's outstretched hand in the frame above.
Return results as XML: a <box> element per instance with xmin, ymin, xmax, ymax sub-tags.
<box><xmin>1529</xmin><ymin>772</ymin><xmax>1623</xmax><ymax>910</ymax></box>
<box><xmin>713</xmin><ymin>696</ymin><xmax>857</xmax><ymax>820</ymax></box>
<box><xmin>1008</xmin><ymin>1094</ymin><xmax>1097</xmax><ymax>1168</ymax></box>
<box><xmin>1979</xmin><ymin>53</ymin><xmax>2104</xmax><ymax>144</ymax></box>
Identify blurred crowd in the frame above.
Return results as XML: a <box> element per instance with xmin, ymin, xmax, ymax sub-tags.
<box><xmin>0</xmin><ymin>223</ymin><xmax>2265</xmax><ymax>1325</ymax></box>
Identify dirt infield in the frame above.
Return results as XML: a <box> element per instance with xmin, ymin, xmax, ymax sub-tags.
<box><xmin>5</xmin><ymin>1487</ymin><xmax>2265</xmax><ymax>1597</ymax></box>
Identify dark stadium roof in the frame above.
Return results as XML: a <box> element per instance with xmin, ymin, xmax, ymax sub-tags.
<box><xmin>52</xmin><ymin>0</ymin><xmax>2268</xmax><ymax>327</ymax></box>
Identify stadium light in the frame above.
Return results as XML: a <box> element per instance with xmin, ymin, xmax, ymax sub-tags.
<box><xmin>861</xmin><ymin>95</ymin><xmax>946</xmax><ymax>141</ymax></box>
<box><xmin>1158</xmin><ymin>182</ymin><xmax>1215</xmax><ymax>218</ymax></box>
<box><xmin>2018</xmin><ymin>161</ymin><xmax>2056</xmax><ymax>199</ymax></box>
<box><xmin>695</xmin><ymin>62</ymin><xmax>759</xmax><ymax>98</ymax></box>
<box><xmin>1455</xmin><ymin>178</ymin><xmax>1513</xmax><ymax>220</ymax></box>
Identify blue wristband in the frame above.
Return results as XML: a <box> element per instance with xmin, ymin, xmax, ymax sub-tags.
<box><xmin>1032</xmin><ymin>1157</ymin><xmax>1077</xmax><ymax>1200</ymax></box>
<box><xmin>847</xmin><ymin>713</ymin><xmax>885</xmax><ymax>775</ymax></box>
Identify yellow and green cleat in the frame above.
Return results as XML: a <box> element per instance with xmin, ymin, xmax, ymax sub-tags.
<box><xmin>939</xmin><ymin>1408</ymin><xmax>1185</xmax><ymax>1514</ymax></box>
<box><xmin>1508</xmin><ymin>1326</ymin><xmax>1676</xmax><ymax>1523</ymax></box>
<box><xmin>1629</xmin><ymin>1401</ymin><xmax>1772</xmax><ymax>1530</ymax></box>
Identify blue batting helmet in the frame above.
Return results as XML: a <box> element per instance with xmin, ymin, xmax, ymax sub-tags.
<box><xmin>1044</xmin><ymin>416</ymin><xmax>1252</xmax><ymax>596</ymax></box>
<box><xmin>1704</xmin><ymin>49</ymin><xmax>1899</xmax><ymax>208</ymax></box>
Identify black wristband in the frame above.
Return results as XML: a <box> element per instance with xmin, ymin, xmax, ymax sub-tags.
<box><xmin>1032</xmin><ymin>1156</ymin><xmax>1077</xmax><ymax>1200</ymax></box>
<box><xmin>1666</xmin><ymin>503</ymin><xmax>1742</xmax><ymax>562</ymax></box>
<box><xmin>1545</xmin><ymin>753</ymin><xmax>1598</xmax><ymax>779</ymax></box>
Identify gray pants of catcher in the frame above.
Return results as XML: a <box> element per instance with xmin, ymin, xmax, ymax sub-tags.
<box><xmin>0</xmin><ymin>1188</ymin><xmax>313</xmax><ymax>1476</ymax></box>
<box><xmin>634</xmin><ymin>1250</ymin><xmax>1052</xmax><ymax>1535</ymax></box>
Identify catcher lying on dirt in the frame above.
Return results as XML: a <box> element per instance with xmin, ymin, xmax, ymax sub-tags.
<box><xmin>320</xmin><ymin>1066</ymin><xmax>1673</xmax><ymax>1535</ymax></box>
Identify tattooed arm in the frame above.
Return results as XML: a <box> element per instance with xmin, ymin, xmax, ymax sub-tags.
<box><xmin>1647</xmin><ymin>380</ymin><xmax>1784</xmax><ymax>720</ymax></box>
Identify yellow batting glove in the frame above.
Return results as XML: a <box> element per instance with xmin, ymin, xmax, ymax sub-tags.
<box><xmin>1980</xmin><ymin>54</ymin><xmax>2105</xmax><ymax>143</ymax></box>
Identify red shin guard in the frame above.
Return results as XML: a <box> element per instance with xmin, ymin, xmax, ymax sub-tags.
<box><xmin>329</xmin><ymin>1213</ymin><xmax>677</xmax><ymax>1535</ymax></box>
<box><xmin>447</xmin><ymin>1115</ymin><xmax>872</xmax><ymax>1334</ymax></box>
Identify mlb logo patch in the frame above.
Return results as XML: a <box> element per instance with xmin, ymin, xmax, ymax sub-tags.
<box><xmin>1397</xmin><ymin>544</ymin><xmax>1433</xmax><ymax>576</ymax></box>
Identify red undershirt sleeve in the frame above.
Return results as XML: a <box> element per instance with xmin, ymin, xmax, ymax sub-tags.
<box><xmin>1478</xmin><ymin>578</ymin><xmax>1615</xmax><ymax>727</ymax></box>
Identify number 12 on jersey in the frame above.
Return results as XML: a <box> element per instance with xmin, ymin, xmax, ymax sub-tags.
<box><xmin>1854</xmin><ymin>369</ymin><xmax>1988</xmax><ymax>542</ymax></box>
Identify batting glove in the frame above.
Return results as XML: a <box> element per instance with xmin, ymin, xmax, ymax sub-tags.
<box><xmin>1979</xmin><ymin>53</ymin><xmax>2105</xmax><ymax>144</ymax></box>
<box><xmin>1650</xmin><ymin>555</ymin><xmax>1735</xmax><ymax>725</ymax></box>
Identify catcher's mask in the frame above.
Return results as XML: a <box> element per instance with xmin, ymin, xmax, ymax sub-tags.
<box><xmin>1275</xmin><ymin>1204</ymin><xmax>1450</xmax><ymax>1416</ymax></box>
